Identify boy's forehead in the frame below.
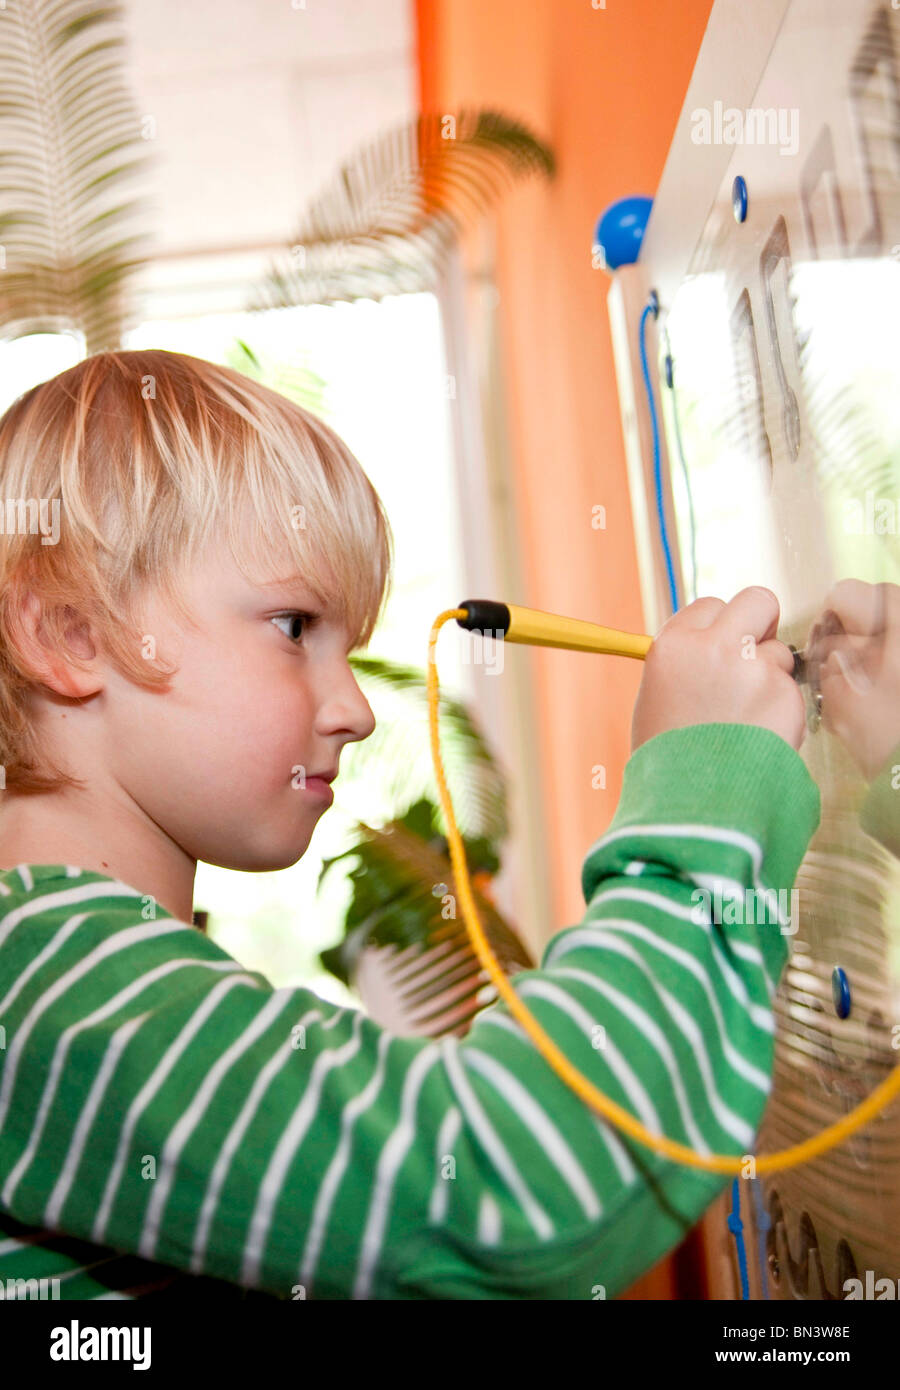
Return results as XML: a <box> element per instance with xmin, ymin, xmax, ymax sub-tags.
<box><xmin>195</xmin><ymin>542</ymin><xmax>329</xmax><ymax>608</ymax></box>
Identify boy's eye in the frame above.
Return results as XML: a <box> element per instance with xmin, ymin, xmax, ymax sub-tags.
<box><xmin>270</xmin><ymin>611</ymin><xmax>320</xmax><ymax>646</ymax></box>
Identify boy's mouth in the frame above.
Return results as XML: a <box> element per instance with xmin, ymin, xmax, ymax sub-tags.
<box><xmin>302</xmin><ymin>777</ymin><xmax>335</xmax><ymax>805</ymax></box>
<box><xmin>297</xmin><ymin>764</ymin><xmax>338</xmax><ymax>804</ymax></box>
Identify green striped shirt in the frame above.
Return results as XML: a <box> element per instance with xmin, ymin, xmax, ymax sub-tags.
<box><xmin>0</xmin><ymin>723</ymin><xmax>820</xmax><ymax>1300</ymax></box>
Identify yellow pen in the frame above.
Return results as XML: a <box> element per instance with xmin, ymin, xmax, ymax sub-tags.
<box><xmin>455</xmin><ymin>598</ymin><xmax>815</xmax><ymax>688</ymax></box>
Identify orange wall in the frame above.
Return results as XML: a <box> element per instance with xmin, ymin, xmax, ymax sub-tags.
<box><xmin>415</xmin><ymin>0</ymin><xmax>714</xmax><ymax>935</ymax></box>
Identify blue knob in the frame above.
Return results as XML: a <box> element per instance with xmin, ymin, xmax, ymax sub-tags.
<box><xmin>832</xmin><ymin>966</ymin><xmax>851</xmax><ymax>1019</ymax></box>
<box><xmin>594</xmin><ymin>196</ymin><xmax>654</xmax><ymax>270</ymax></box>
<box><xmin>732</xmin><ymin>175</ymin><xmax>748</xmax><ymax>223</ymax></box>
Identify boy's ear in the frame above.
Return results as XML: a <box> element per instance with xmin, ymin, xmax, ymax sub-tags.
<box><xmin>5</xmin><ymin>578</ymin><xmax>104</xmax><ymax>701</ymax></box>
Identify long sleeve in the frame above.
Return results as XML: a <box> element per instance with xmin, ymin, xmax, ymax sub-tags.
<box><xmin>0</xmin><ymin>721</ymin><xmax>820</xmax><ymax>1300</ymax></box>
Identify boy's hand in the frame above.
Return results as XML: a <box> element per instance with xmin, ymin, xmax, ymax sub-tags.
<box><xmin>806</xmin><ymin>579</ymin><xmax>900</xmax><ymax>781</ymax></box>
<box><xmin>632</xmin><ymin>586</ymin><xmax>806</xmax><ymax>754</ymax></box>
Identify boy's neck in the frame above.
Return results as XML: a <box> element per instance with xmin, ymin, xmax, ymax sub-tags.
<box><xmin>0</xmin><ymin>790</ymin><xmax>196</xmax><ymax>923</ymax></box>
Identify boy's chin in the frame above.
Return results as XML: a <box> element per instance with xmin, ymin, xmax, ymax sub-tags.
<box><xmin>204</xmin><ymin>833</ymin><xmax>314</xmax><ymax>874</ymax></box>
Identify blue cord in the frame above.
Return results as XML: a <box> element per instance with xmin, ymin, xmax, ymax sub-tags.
<box><xmin>749</xmin><ymin>1177</ymin><xmax>771</xmax><ymax>1299</ymax></box>
<box><xmin>638</xmin><ymin>301</ymin><xmax>679</xmax><ymax>614</ymax></box>
<box><xmin>727</xmin><ymin>1177</ymin><xmax>750</xmax><ymax>1299</ymax></box>
<box><xmin>663</xmin><ymin>330</ymin><xmax>699</xmax><ymax>605</ymax></box>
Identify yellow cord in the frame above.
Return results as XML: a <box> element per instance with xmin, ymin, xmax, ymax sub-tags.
<box><xmin>428</xmin><ymin>607</ymin><xmax>900</xmax><ymax>1175</ymax></box>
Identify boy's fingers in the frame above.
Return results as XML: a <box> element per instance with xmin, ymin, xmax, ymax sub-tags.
<box><xmin>820</xmin><ymin>649</ymin><xmax>872</xmax><ymax>700</ymax></box>
<box><xmin>815</xmin><ymin>632</ymin><xmax>870</xmax><ymax>662</ymax></box>
<box><xmin>808</xmin><ymin>630</ymin><xmax>879</xmax><ymax>690</ymax></box>
<box><xmin>820</xmin><ymin>637</ymin><xmax>877</xmax><ymax>692</ymax></box>
<box><xmin>821</xmin><ymin>579</ymin><xmax>899</xmax><ymax>636</ymax></box>
<box><xmin>758</xmin><ymin>638</ymin><xmax>797</xmax><ymax>676</ymax></box>
<box><xmin>715</xmin><ymin>586</ymin><xmax>781</xmax><ymax>648</ymax></box>
<box><xmin>676</xmin><ymin>595</ymin><xmax>726</xmax><ymax>630</ymax></box>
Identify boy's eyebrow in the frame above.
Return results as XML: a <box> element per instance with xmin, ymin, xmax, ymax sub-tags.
<box><xmin>254</xmin><ymin>576</ymin><xmax>321</xmax><ymax>603</ymax></box>
<box><xmin>256</xmin><ymin>581</ymin><xmax>338</xmax><ymax>619</ymax></box>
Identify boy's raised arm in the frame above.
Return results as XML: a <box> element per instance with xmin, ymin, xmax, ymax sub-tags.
<box><xmin>0</xmin><ymin>587</ymin><xmax>821</xmax><ymax>1299</ymax></box>
<box><xmin>0</xmin><ymin>730</ymin><xmax>818</xmax><ymax>1301</ymax></box>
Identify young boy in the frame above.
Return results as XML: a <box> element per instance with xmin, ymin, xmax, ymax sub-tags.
<box><xmin>0</xmin><ymin>349</ymin><xmax>819</xmax><ymax>1301</ymax></box>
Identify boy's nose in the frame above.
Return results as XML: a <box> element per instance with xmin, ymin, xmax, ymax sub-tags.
<box><xmin>343</xmin><ymin>678</ymin><xmax>376</xmax><ymax>743</ymax></box>
<box><xmin>354</xmin><ymin>696</ymin><xmax>376</xmax><ymax>742</ymax></box>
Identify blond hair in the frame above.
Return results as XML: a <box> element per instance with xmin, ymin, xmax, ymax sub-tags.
<box><xmin>0</xmin><ymin>348</ymin><xmax>393</xmax><ymax>793</ymax></box>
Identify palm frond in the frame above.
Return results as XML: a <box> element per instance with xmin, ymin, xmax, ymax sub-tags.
<box><xmin>247</xmin><ymin>108</ymin><xmax>555</xmax><ymax>309</ymax></box>
<box><xmin>0</xmin><ymin>0</ymin><xmax>154</xmax><ymax>350</ymax></box>
<box><xmin>223</xmin><ymin>337</ymin><xmax>330</xmax><ymax>416</ymax></box>
<box><xmin>318</xmin><ymin>813</ymin><xmax>534</xmax><ymax>1038</ymax></box>
<box><xmin>346</xmin><ymin>653</ymin><xmax>509</xmax><ymax>844</ymax></box>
